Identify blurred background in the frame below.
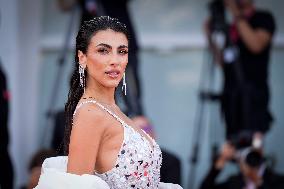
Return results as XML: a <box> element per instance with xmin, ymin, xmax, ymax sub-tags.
<box><xmin>0</xmin><ymin>0</ymin><xmax>283</xmax><ymax>188</ymax></box>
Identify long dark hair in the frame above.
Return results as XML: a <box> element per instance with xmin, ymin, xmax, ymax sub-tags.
<box><xmin>64</xmin><ymin>16</ymin><xmax>129</xmax><ymax>155</ymax></box>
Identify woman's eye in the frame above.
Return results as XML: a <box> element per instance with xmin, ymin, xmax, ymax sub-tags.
<box><xmin>119</xmin><ymin>50</ymin><xmax>128</xmax><ymax>55</ymax></box>
<box><xmin>98</xmin><ymin>49</ymin><xmax>109</xmax><ymax>54</ymax></box>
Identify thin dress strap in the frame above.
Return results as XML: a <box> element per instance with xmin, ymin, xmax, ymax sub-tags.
<box><xmin>73</xmin><ymin>100</ymin><xmax>126</xmax><ymax>127</ymax></box>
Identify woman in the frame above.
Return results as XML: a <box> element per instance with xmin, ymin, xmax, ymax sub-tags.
<box><xmin>35</xmin><ymin>16</ymin><xmax>182</xmax><ymax>189</ymax></box>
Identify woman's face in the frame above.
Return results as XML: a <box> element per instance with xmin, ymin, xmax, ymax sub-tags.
<box><xmin>78</xmin><ymin>29</ymin><xmax>128</xmax><ymax>90</ymax></box>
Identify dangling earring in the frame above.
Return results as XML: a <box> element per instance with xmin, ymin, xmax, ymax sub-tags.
<box><xmin>79</xmin><ymin>63</ymin><xmax>85</xmax><ymax>93</ymax></box>
<box><xmin>122</xmin><ymin>72</ymin><xmax>127</xmax><ymax>95</ymax></box>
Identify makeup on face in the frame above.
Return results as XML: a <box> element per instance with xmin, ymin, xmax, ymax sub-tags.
<box><xmin>84</xmin><ymin>29</ymin><xmax>129</xmax><ymax>88</ymax></box>
<box><xmin>94</xmin><ymin>43</ymin><xmax>128</xmax><ymax>79</ymax></box>
<box><xmin>95</xmin><ymin>43</ymin><xmax>128</xmax><ymax>56</ymax></box>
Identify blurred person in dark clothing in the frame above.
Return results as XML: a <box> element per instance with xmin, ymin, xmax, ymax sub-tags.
<box><xmin>0</xmin><ymin>62</ymin><xmax>14</xmax><ymax>189</ymax></box>
<box><xmin>205</xmin><ymin>0</ymin><xmax>276</xmax><ymax>144</ymax></box>
<box><xmin>200</xmin><ymin>143</ymin><xmax>284</xmax><ymax>189</ymax></box>
<box><xmin>58</xmin><ymin>0</ymin><xmax>143</xmax><ymax>117</ymax></box>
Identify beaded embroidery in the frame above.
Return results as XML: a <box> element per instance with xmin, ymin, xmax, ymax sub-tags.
<box><xmin>73</xmin><ymin>100</ymin><xmax>162</xmax><ymax>189</ymax></box>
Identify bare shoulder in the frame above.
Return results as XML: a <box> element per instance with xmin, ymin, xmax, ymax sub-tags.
<box><xmin>73</xmin><ymin>101</ymin><xmax>107</xmax><ymax>131</ymax></box>
<box><xmin>71</xmin><ymin>101</ymin><xmax>108</xmax><ymax>147</ymax></box>
<box><xmin>68</xmin><ymin>102</ymin><xmax>108</xmax><ymax>174</ymax></box>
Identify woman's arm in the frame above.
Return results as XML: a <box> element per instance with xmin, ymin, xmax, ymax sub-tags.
<box><xmin>67</xmin><ymin>104</ymin><xmax>106</xmax><ymax>175</ymax></box>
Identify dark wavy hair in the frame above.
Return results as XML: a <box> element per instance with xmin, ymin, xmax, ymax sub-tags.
<box><xmin>64</xmin><ymin>16</ymin><xmax>129</xmax><ymax>155</ymax></box>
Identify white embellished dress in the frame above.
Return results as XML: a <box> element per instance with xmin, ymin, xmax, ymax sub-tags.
<box><xmin>34</xmin><ymin>100</ymin><xmax>182</xmax><ymax>189</ymax></box>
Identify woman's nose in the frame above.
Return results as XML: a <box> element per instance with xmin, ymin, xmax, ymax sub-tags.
<box><xmin>109</xmin><ymin>54</ymin><xmax>121</xmax><ymax>66</ymax></box>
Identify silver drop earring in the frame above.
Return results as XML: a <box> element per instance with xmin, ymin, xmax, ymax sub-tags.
<box><xmin>79</xmin><ymin>64</ymin><xmax>85</xmax><ymax>93</ymax></box>
<box><xmin>122</xmin><ymin>72</ymin><xmax>127</xmax><ymax>95</ymax></box>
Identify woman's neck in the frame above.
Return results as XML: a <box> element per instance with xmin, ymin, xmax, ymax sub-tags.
<box><xmin>83</xmin><ymin>86</ymin><xmax>116</xmax><ymax>106</ymax></box>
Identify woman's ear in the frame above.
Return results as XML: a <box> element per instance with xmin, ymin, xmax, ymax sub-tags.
<box><xmin>78</xmin><ymin>50</ymin><xmax>87</xmax><ymax>68</ymax></box>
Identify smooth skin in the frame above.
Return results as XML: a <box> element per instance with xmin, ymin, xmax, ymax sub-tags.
<box><xmin>67</xmin><ymin>29</ymin><xmax>153</xmax><ymax>175</ymax></box>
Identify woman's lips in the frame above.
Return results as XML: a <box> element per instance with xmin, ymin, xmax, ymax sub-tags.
<box><xmin>105</xmin><ymin>70</ymin><xmax>120</xmax><ymax>78</ymax></box>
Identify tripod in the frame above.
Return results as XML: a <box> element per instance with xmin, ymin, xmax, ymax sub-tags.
<box><xmin>187</xmin><ymin>47</ymin><xmax>221</xmax><ymax>189</ymax></box>
<box><xmin>41</xmin><ymin>6</ymin><xmax>78</xmax><ymax>148</ymax></box>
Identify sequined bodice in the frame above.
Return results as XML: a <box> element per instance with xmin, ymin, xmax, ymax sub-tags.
<box><xmin>74</xmin><ymin>100</ymin><xmax>162</xmax><ymax>189</ymax></box>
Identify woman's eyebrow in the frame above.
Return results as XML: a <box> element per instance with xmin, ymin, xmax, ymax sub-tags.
<box><xmin>96</xmin><ymin>43</ymin><xmax>128</xmax><ymax>49</ymax></box>
<box><xmin>96</xmin><ymin>43</ymin><xmax>112</xmax><ymax>49</ymax></box>
<box><xmin>118</xmin><ymin>45</ymin><xmax>128</xmax><ymax>49</ymax></box>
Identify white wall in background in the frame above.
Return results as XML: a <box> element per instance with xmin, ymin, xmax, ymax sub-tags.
<box><xmin>0</xmin><ymin>0</ymin><xmax>42</xmax><ymax>187</ymax></box>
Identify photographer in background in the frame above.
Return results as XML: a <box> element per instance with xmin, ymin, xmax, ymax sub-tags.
<box><xmin>205</xmin><ymin>0</ymin><xmax>276</xmax><ymax>146</ymax></box>
<box><xmin>199</xmin><ymin>142</ymin><xmax>284</xmax><ymax>189</ymax></box>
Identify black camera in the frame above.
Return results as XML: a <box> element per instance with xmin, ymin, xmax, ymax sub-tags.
<box><xmin>239</xmin><ymin>148</ymin><xmax>265</xmax><ymax>168</ymax></box>
<box><xmin>208</xmin><ymin>0</ymin><xmax>243</xmax><ymax>32</ymax></box>
<box><xmin>229</xmin><ymin>130</ymin><xmax>253</xmax><ymax>150</ymax></box>
<box><xmin>208</xmin><ymin>0</ymin><xmax>227</xmax><ymax>32</ymax></box>
<box><xmin>208</xmin><ymin>0</ymin><xmax>241</xmax><ymax>32</ymax></box>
